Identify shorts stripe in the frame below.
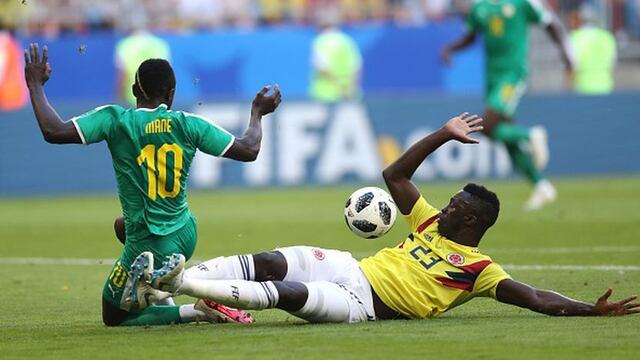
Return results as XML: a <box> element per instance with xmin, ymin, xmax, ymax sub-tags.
<box><xmin>260</xmin><ymin>282</ymin><xmax>276</xmax><ymax>308</ymax></box>
<box><xmin>238</xmin><ymin>255</ymin><xmax>248</xmax><ymax>280</ymax></box>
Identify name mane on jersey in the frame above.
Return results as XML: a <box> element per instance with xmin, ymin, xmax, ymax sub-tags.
<box><xmin>145</xmin><ymin>118</ymin><xmax>172</xmax><ymax>134</ymax></box>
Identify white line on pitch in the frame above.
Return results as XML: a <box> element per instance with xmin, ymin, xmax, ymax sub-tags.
<box><xmin>502</xmin><ymin>264</ymin><xmax>640</xmax><ymax>272</ymax></box>
<box><xmin>485</xmin><ymin>246</ymin><xmax>640</xmax><ymax>255</ymax></box>
<box><xmin>0</xmin><ymin>257</ymin><xmax>638</xmax><ymax>272</ymax></box>
<box><xmin>0</xmin><ymin>257</ymin><xmax>117</xmax><ymax>265</ymax></box>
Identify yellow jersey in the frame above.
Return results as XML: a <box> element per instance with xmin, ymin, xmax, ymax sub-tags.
<box><xmin>359</xmin><ymin>196</ymin><xmax>510</xmax><ymax>319</ymax></box>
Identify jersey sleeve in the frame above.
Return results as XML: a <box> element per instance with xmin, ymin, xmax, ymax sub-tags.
<box><xmin>184</xmin><ymin>113</ymin><xmax>235</xmax><ymax>157</ymax></box>
<box><xmin>473</xmin><ymin>262</ymin><xmax>512</xmax><ymax>299</ymax></box>
<box><xmin>524</xmin><ymin>0</ymin><xmax>552</xmax><ymax>25</ymax></box>
<box><xmin>403</xmin><ymin>196</ymin><xmax>440</xmax><ymax>232</ymax></box>
<box><xmin>71</xmin><ymin>105</ymin><xmax>124</xmax><ymax>144</ymax></box>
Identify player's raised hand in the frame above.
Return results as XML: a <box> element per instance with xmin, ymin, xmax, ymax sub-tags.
<box><xmin>593</xmin><ymin>288</ymin><xmax>640</xmax><ymax>316</ymax></box>
<box><xmin>252</xmin><ymin>84</ymin><xmax>282</xmax><ymax>116</ymax></box>
<box><xmin>442</xmin><ymin>112</ymin><xmax>483</xmax><ymax>144</ymax></box>
<box><xmin>24</xmin><ymin>43</ymin><xmax>52</xmax><ymax>87</ymax></box>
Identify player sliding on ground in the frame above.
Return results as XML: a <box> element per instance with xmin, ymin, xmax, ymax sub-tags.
<box><xmin>131</xmin><ymin>113</ymin><xmax>639</xmax><ymax>323</ymax></box>
<box><xmin>24</xmin><ymin>43</ymin><xmax>281</xmax><ymax>326</ymax></box>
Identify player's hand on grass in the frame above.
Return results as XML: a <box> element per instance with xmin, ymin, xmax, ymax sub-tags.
<box><xmin>593</xmin><ymin>288</ymin><xmax>640</xmax><ymax>316</ymax></box>
<box><xmin>442</xmin><ymin>112</ymin><xmax>483</xmax><ymax>144</ymax></box>
<box><xmin>24</xmin><ymin>43</ymin><xmax>51</xmax><ymax>87</ymax></box>
<box><xmin>252</xmin><ymin>84</ymin><xmax>282</xmax><ymax>116</ymax></box>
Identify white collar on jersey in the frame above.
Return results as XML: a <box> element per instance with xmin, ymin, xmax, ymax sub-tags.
<box><xmin>136</xmin><ymin>104</ymin><xmax>168</xmax><ymax>112</ymax></box>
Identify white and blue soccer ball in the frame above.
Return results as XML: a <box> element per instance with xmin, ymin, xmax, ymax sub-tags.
<box><xmin>344</xmin><ymin>187</ymin><xmax>397</xmax><ymax>239</ymax></box>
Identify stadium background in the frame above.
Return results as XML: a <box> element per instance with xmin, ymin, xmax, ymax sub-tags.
<box><xmin>1</xmin><ymin>1</ymin><xmax>640</xmax><ymax>359</ymax></box>
<box><xmin>1</xmin><ymin>0</ymin><xmax>640</xmax><ymax>194</ymax></box>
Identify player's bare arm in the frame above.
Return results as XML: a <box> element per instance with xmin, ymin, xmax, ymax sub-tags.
<box><xmin>545</xmin><ymin>16</ymin><xmax>575</xmax><ymax>76</ymax></box>
<box><xmin>383</xmin><ymin>113</ymin><xmax>483</xmax><ymax>214</ymax></box>
<box><xmin>440</xmin><ymin>32</ymin><xmax>477</xmax><ymax>65</ymax></box>
<box><xmin>496</xmin><ymin>279</ymin><xmax>640</xmax><ymax>316</ymax></box>
<box><xmin>24</xmin><ymin>43</ymin><xmax>81</xmax><ymax>144</ymax></box>
<box><xmin>224</xmin><ymin>84</ymin><xmax>282</xmax><ymax>162</ymax></box>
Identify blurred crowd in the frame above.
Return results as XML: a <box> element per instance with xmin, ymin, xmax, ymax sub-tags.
<box><xmin>3</xmin><ymin>0</ymin><xmax>460</xmax><ymax>35</ymax></box>
<box><xmin>0</xmin><ymin>0</ymin><xmax>634</xmax><ymax>38</ymax></box>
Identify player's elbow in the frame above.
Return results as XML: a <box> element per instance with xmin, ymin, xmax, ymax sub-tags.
<box><xmin>236</xmin><ymin>148</ymin><xmax>260</xmax><ymax>162</ymax></box>
<box><xmin>223</xmin><ymin>141</ymin><xmax>260</xmax><ymax>162</ymax></box>
<box><xmin>382</xmin><ymin>165</ymin><xmax>401</xmax><ymax>183</ymax></box>
<box><xmin>42</xmin><ymin>130</ymin><xmax>61</xmax><ymax>144</ymax></box>
<box><xmin>246</xmin><ymin>149</ymin><xmax>259</xmax><ymax>162</ymax></box>
<box><xmin>238</xmin><ymin>148</ymin><xmax>259</xmax><ymax>162</ymax></box>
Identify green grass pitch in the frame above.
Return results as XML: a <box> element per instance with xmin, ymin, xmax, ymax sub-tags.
<box><xmin>1</xmin><ymin>177</ymin><xmax>639</xmax><ymax>359</ymax></box>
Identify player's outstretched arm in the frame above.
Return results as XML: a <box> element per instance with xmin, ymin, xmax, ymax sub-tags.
<box><xmin>24</xmin><ymin>43</ymin><xmax>81</xmax><ymax>144</ymax></box>
<box><xmin>224</xmin><ymin>84</ymin><xmax>281</xmax><ymax>162</ymax></box>
<box><xmin>545</xmin><ymin>17</ymin><xmax>575</xmax><ymax>77</ymax></box>
<box><xmin>440</xmin><ymin>31</ymin><xmax>477</xmax><ymax>65</ymax></box>
<box><xmin>383</xmin><ymin>113</ymin><xmax>483</xmax><ymax>214</ymax></box>
<box><xmin>496</xmin><ymin>279</ymin><xmax>640</xmax><ymax>316</ymax></box>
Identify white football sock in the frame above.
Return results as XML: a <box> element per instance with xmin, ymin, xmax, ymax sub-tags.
<box><xmin>179</xmin><ymin>279</ymin><xmax>279</xmax><ymax>310</ymax></box>
<box><xmin>184</xmin><ymin>255</ymin><xmax>255</xmax><ymax>281</ymax></box>
<box><xmin>178</xmin><ymin>304</ymin><xmax>206</xmax><ymax>322</ymax></box>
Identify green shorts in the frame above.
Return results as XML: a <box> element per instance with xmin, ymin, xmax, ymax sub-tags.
<box><xmin>102</xmin><ymin>216</ymin><xmax>198</xmax><ymax>310</ymax></box>
<box><xmin>486</xmin><ymin>71</ymin><xmax>528</xmax><ymax>118</ymax></box>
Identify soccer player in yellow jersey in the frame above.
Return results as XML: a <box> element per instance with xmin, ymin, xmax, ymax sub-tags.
<box><xmin>131</xmin><ymin>113</ymin><xmax>639</xmax><ymax>323</ymax></box>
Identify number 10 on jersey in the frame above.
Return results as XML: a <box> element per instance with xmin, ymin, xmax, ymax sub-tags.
<box><xmin>137</xmin><ymin>144</ymin><xmax>183</xmax><ymax>200</ymax></box>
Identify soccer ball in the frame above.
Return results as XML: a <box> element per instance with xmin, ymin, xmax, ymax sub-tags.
<box><xmin>344</xmin><ymin>187</ymin><xmax>397</xmax><ymax>239</ymax></box>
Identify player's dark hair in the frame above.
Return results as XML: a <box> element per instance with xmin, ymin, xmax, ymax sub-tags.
<box><xmin>133</xmin><ymin>59</ymin><xmax>175</xmax><ymax>101</ymax></box>
<box><xmin>463</xmin><ymin>183</ymin><xmax>500</xmax><ymax>229</ymax></box>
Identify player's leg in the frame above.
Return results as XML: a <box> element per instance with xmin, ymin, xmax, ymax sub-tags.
<box><xmin>153</xmin><ymin>249</ymin><xmax>374</xmax><ymax>323</ymax></box>
<box><xmin>163</xmin><ymin>261</ymin><xmax>368</xmax><ymax>323</ymax></box>
<box><xmin>113</xmin><ymin>216</ymin><xmax>178</xmax><ymax>307</ymax></box>
<box><xmin>184</xmin><ymin>279</ymin><xmax>370</xmax><ymax>323</ymax></box>
<box><xmin>101</xmin><ymin>257</ymin><xmax>187</xmax><ymax>326</ymax></box>
<box><xmin>183</xmin><ymin>252</ymin><xmax>275</xmax><ymax>282</ymax></box>
<box><xmin>486</xmin><ymin>76</ymin><xmax>550</xmax><ymax>175</ymax></box>
<box><xmin>485</xmin><ymin>77</ymin><xmax>556</xmax><ymax>209</ymax></box>
<box><xmin>184</xmin><ymin>246</ymin><xmax>348</xmax><ymax>284</ymax></box>
<box><xmin>102</xmin><ymin>219</ymin><xmax>229</xmax><ymax>326</ymax></box>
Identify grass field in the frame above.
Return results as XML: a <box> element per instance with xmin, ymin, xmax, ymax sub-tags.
<box><xmin>1</xmin><ymin>177</ymin><xmax>639</xmax><ymax>359</ymax></box>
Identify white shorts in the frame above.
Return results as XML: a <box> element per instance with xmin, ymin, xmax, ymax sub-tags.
<box><xmin>275</xmin><ymin>246</ymin><xmax>376</xmax><ymax>323</ymax></box>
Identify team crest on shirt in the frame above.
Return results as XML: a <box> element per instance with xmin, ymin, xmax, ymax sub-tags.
<box><xmin>312</xmin><ymin>248</ymin><xmax>326</xmax><ymax>261</ymax></box>
<box><xmin>447</xmin><ymin>253</ymin><xmax>465</xmax><ymax>266</ymax></box>
<box><xmin>503</xmin><ymin>4</ymin><xmax>515</xmax><ymax>18</ymax></box>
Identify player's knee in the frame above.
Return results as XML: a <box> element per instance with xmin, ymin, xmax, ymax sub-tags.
<box><xmin>253</xmin><ymin>251</ymin><xmax>287</xmax><ymax>281</ymax></box>
<box><xmin>273</xmin><ymin>281</ymin><xmax>308</xmax><ymax>312</ymax></box>
<box><xmin>102</xmin><ymin>297</ymin><xmax>128</xmax><ymax>326</ymax></box>
<box><xmin>102</xmin><ymin>314</ymin><xmax>121</xmax><ymax>327</ymax></box>
<box><xmin>114</xmin><ymin>216</ymin><xmax>126</xmax><ymax>245</ymax></box>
